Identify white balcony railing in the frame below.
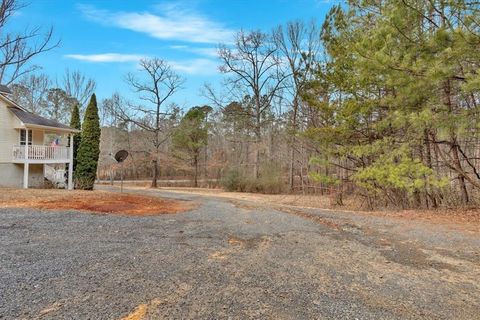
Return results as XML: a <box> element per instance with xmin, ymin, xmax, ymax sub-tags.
<box><xmin>13</xmin><ymin>145</ymin><xmax>70</xmax><ymax>162</ymax></box>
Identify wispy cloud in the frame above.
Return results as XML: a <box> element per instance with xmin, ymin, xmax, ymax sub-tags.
<box><xmin>170</xmin><ymin>45</ymin><xmax>218</xmax><ymax>58</ymax></box>
<box><xmin>79</xmin><ymin>3</ymin><xmax>233</xmax><ymax>44</ymax></box>
<box><xmin>65</xmin><ymin>52</ymin><xmax>218</xmax><ymax>75</ymax></box>
<box><xmin>189</xmin><ymin>47</ymin><xmax>219</xmax><ymax>58</ymax></box>
<box><xmin>65</xmin><ymin>53</ymin><xmax>145</xmax><ymax>62</ymax></box>
<box><xmin>170</xmin><ymin>58</ymin><xmax>219</xmax><ymax>75</ymax></box>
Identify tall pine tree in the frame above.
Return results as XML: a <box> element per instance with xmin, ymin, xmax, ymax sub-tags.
<box><xmin>74</xmin><ymin>94</ymin><xmax>101</xmax><ymax>190</ymax></box>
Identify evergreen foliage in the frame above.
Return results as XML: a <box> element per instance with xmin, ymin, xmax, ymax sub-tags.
<box><xmin>303</xmin><ymin>0</ymin><xmax>480</xmax><ymax>208</ymax></box>
<box><xmin>74</xmin><ymin>94</ymin><xmax>101</xmax><ymax>190</ymax></box>
<box><xmin>172</xmin><ymin>106</ymin><xmax>211</xmax><ymax>187</ymax></box>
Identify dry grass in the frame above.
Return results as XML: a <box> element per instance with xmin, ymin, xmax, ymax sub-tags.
<box><xmin>0</xmin><ymin>188</ymin><xmax>193</xmax><ymax>216</ymax></box>
<box><xmin>120</xmin><ymin>304</ymin><xmax>147</xmax><ymax>320</ymax></box>
<box><xmin>368</xmin><ymin>208</ymin><xmax>480</xmax><ymax>230</ymax></box>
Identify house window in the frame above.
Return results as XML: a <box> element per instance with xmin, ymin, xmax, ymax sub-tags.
<box><xmin>20</xmin><ymin>129</ymin><xmax>32</xmax><ymax>145</ymax></box>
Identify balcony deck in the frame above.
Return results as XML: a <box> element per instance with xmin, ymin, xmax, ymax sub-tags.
<box><xmin>12</xmin><ymin>145</ymin><xmax>71</xmax><ymax>164</ymax></box>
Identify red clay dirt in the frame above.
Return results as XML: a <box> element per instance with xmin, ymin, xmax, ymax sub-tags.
<box><xmin>0</xmin><ymin>189</ymin><xmax>193</xmax><ymax>216</ymax></box>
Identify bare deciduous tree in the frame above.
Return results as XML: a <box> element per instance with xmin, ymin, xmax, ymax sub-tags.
<box><xmin>218</xmin><ymin>30</ymin><xmax>289</xmax><ymax>178</ymax></box>
<box><xmin>63</xmin><ymin>69</ymin><xmax>97</xmax><ymax>112</ymax></box>
<box><xmin>0</xmin><ymin>0</ymin><xmax>59</xmax><ymax>84</ymax></box>
<box><xmin>109</xmin><ymin>58</ymin><xmax>184</xmax><ymax>188</ymax></box>
<box><xmin>273</xmin><ymin>20</ymin><xmax>321</xmax><ymax>190</ymax></box>
<box><xmin>10</xmin><ymin>73</ymin><xmax>50</xmax><ymax>114</ymax></box>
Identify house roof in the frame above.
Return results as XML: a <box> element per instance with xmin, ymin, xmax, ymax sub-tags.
<box><xmin>0</xmin><ymin>89</ymin><xmax>79</xmax><ymax>133</ymax></box>
<box><xmin>0</xmin><ymin>84</ymin><xmax>12</xmax><ymax>94</ymax></box>
<box><xmin>8</xmin><ymin>106</ymin><xmax>79</xmax><ymax>132</ymax></box>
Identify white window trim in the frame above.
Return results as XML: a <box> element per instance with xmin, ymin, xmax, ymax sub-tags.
<box><xmin>19</xmin><ymin>129</ymin><xmax>32</xmax><ymax>146</ymax></box>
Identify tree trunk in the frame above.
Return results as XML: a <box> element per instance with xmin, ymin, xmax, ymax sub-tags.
<box><xmin>253</xmin><ymin>96</ymin><xmax>261</xmax><ymax>180</ymax></box>
<box><xmin>151</xmin><ymin>159</ymin><xmax>158</xmax><ymax>188</ymax></box>
<box><xmin>204</xmin><ymin>147</ymin><xmax>208</xmax><ymax>180</ymax></box>
<box><xmin>193</xmin><ymin>155</ymin><xmax>198</xmax><ymax>187</ymax></box>
<box><xmin>289</xmin><ymin>96</ymin><xmax>299</xmax><ymax>191</ymax></box>
<box><xmin>253</xmin><ymin>129</ymin><xmax>261</xmax><ymax>179</ymax></box>
<box><xmin>451</xmin><ymin>140</ymin><xmax>469</xmax><ymax>204</ymax></box>
<box><xmin>444</xmin><ymin>80</ymin><xmax>469</xmax><ymax>204</ymax></box>
<box><xmin>151</xmin><ymin>146</ymin><xmax>160</xmax><ymax>188</ymax></box>
<box><xmin>289</xmin><ymin>145</ymin><xmax>295</xmax><ymax>191</ymax></box>
<box><xmin>423</xmin><ymin>130</ymin><xmax>437</xmax><ymax>208</ymax></box>
<box><xmin>253</xmin><ymin>146</ymin><xmax>259</xmax><ymax>179</ymax></box>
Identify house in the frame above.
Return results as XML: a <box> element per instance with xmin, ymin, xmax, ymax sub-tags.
<box><xmin>0</xmin><ymin>85</ymin><xmax>80</xmax><ymax>189</ymax></box>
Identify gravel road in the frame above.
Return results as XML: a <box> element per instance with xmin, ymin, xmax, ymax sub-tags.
<box><xmin>1</xmin><ymin>187</ymin><xmax>479</xmax><ymax>319</ymax></box>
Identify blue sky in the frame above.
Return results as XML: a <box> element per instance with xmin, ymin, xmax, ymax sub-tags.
<box><xmin>12</xmin><ymin>0</ymin><xmax>334</xmax><ymax>109</ymax></box>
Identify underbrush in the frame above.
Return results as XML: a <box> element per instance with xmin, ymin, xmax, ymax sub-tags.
<box><xmin>350</xmin><ymin>185</ymin><xmax>480</xmax><ymax>211</ymax></box>
<box><xmin>221</xmin><ymin>165</ymin><xmax>287</xmax><ymax>194</ymax></box>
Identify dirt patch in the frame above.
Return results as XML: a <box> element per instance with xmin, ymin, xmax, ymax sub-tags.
<box><xmin>209</xmin><ymin>235</ymin><xmax>271</xmax><ymax>262</ymax></box>
<box><xmin>0</xmin><ymin>188</ymin><xmax>193</xmax><ymax>216</ymax></box>
<box><xmin>274</xmin><ymin>206</ymin><xmax>342</xmax><ymax>230</ymax></box>
<box><xmin>229</xmin><ymin>200</ymin><xmax>266</xmax><ymax>211</ymax></box>
<box><xmin>228</xmin><ymin>235</ymin><xmax>271</xmax><ymax>250</ymax></box>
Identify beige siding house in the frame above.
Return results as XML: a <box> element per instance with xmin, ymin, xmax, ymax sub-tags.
<box><xmin>0</xmin><ymin>86</ymin><xmax>79</xmax><ymax>189</ymax></box>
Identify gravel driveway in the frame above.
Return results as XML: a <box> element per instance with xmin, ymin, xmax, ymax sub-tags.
<box><xmin>1</xmin><ymin>187</ymin><xmax>479</xmax><ymax>319</ymax></box>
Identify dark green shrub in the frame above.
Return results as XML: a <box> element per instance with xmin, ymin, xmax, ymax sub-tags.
<box><xmin>74</xmin><ymin>94</ymin><xmax>100</xmax><ymax>190</ymax></box>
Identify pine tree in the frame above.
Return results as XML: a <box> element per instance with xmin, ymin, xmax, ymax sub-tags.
<box><xmin>69</xmin><ymin>103</ymin><xmax>81</xmax><ymax>172</ymax></box>
<box><xmin>304</xmin><ymin>0</ymin><xmax>480</xmax><ymax>208</ymax></box>
<box><xmin>172</xmin><ymin>106</ymin><xmax>211</xmax><ymax>187</ymax></box>
<box><xmin>74</xmin><ymin>94</ymin><xmax>101</xmax><ymax>190</ymax></box>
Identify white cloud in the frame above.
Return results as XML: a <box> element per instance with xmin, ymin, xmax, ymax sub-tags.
<box><xmin>170</xmin><ymin>58</ymin><xmax>219</xmax><ymax>75</ymax></box>
<box><xmin>79</xmin><ymin>4</ymin><xmax>233</xmax><ymax>44</ymax></box>
<box><xmin>64</xmin><ymin>53</ymin><xmax>145</xmax><ymax>62</ymax></box>
<box><xmin>190</xmin><ymin>47</ymin><xmax>218</xmax><ymax>58</ymax></box>
<box><xmin>170</xmin><ymin>45</ymin><xmax>189</xmax><ymax>50</ymax></box>
<box><xmin>65</xmin><ymin>52</ymin><xmax>218</xmax><ymax>75</ymax></box>
<box><xmin>170</xmin><ymin>45</ymin><xmax>218</xmax><ymax>58</ymax></box>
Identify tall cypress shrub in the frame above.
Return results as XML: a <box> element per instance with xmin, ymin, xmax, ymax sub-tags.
<box><xmin>69</xmin><ymin>103</ymin><xmax>81</xmax><ymax>172</ymax></box>
<box><xmin>74</xmin><ymin>94</ymin><xmax>101</xmax><ymax>190</ymax></box>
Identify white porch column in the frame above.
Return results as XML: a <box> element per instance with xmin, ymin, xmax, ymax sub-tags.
<box><xmin>68</xmin><ymin>133</ymin><xmax>74</xmax><ymax>190</ymax></box>
<box><xmin>23</xmin><ymin>129</ymin><xmax>29</xmax><ymax>189</ymax></box>
<box><xmin>23</xmin><ymin>163</ymin><xmax>29</xmax><ymax>189</ymax></box>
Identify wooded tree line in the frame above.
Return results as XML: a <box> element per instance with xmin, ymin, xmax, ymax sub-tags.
<box><xmin>4</xmin><ymin>0</ymin><xmax>479</xmax><ymax>208</ymax></box>
<box><xmin>98</xmin><ymin>0</ymin><xmax>480</xmax><ymax>209</ymax></box>
<box><xmin>10</xmin><ymin>71</ymin><xmax>96</xmax><ymax>123</ymax></box>
<box><xmin>304</xmin><ymin>0</ymin><xmax>480</xmax><ymax>208</ymax></box>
